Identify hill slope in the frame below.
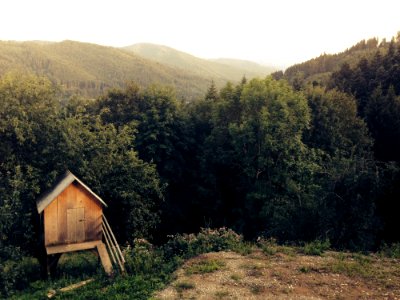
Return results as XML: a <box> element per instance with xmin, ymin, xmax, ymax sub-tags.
<box><xmin>0</xmin><ymin>40</ymin><xmax>237</xmax><ymax>100</ymax></box>
<box><xmin>211</xmin><ymin>57</ymin><xmax>276</xmax><ymax>76</ymax></box>
<box><xmin>124</xmin><ymin>43</ymin><xmax>275</xmax><ymax>82</ymax></box>
<box><xmin>279</xmin><ymin>37</ymin><xmax>390</xmax><ymax>86</ymax></box>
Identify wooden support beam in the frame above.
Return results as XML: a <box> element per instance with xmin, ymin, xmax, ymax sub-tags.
<box><xmin>46</xmin><ymin>240</ymin><xmax>101</xmax><ymax>255</ymax></box>
<box><xmin>97</xmin><ymin>242</ymin><xmax>113</xmax><ymax>275</ymax></box>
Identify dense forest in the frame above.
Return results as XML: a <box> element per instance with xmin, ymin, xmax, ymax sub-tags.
<box><xmin>1</xmin><ymin>34</ymin><xmax>400</xmax><ymax>296</ymax></box>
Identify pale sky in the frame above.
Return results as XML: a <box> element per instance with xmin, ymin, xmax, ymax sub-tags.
<box><xmin>1</xmin><ymin>0</ymin><xmax>399</xmax><ymax>67</ymax></box>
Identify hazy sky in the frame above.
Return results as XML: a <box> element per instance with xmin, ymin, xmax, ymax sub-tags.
<box><xmin>1</xmin><ymin>0</ymin><xmax>399</xmax><ymax>67</ymax></box>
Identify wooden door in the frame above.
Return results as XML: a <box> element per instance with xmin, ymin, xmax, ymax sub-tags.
<box><xmin>67</xmin><ymin>207</ymin><xmax>85</xmax><ymax>243</ymax></box>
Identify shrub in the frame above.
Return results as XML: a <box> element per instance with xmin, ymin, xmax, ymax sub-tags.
<box><xmin>301</xmin><ymin>239</ymin><xmax>330</xmax><ymax>256</ymax></box>
<box><xmin>0</xmin><ymin>256</ymin><xmax>40</xmax><ymax>297</ymax></box>
<box><xmin>174</xmin><ymin>281</ymin><xmax>195</xmax><ymax>293</ymax></box>
<box><xmin>163</xmin><ymin>227</ymin><xmax>244</xmax><ymax>259</ymax></box>
<box><xmin>124</xmin><ymin>239</ymin><xmax>181</xmax><ymax>279</ymax></box>
<box><xmin>257</xmin><ymin>237</ymin><xmax>278</xmax><ymax>256</ymax></box>
<box><xmin>379</xmin><ymin>242</ymin><xmax>400</xmax><ymax>258</ymax></box>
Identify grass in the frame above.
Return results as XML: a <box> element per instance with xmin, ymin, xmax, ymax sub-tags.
<box><xmin>298</xmin><ymin>266</ymin><xmax>311</xmax><ymax>273</ymax></box>
<box><xmin>379</xmin><ymin>242</ymin><xmax>400</xmax><ymax>258</ymax></box>
<box><xmin>324</xmin><ymin>252</ymin><xmax>375</xmax><ymax>279</ymax></box>
<box><xmin>214</xmin><ymin>290</ymin><xmax>230</xmax><ymax>299</ymax></box>
<box><xmin>249</xmin><ymin>283</ymin><xmax>265</xmax><ymax>295</ymax></box>
<box><xmin>230</xmin><ymin>274</ymin><xmax>242</xmax><ymax>281</ymax></box>
<box><xmin>300</xmin><ymin>239</ymin><xmax>330</xmax><ymax>256</ymax></box>
<box><xmin>174</xmin><ymin>281</ymin><xmax>195</xmax><ymax>293</ymax></box>
<box><xmin>240</xmin><ymin>262</ymin><xmax>264</xmax><ymax>277</ymax></box>
<box><xmin>185</xmin><ymin>258</ymin><xmax>226</xmax><ymax>275</ymax></box>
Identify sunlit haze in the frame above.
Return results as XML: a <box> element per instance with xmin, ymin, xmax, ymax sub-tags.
<box><xmin>1</xmin><ymin>0</ymin><xmax>400</xmax><ymax>67</ymax></box>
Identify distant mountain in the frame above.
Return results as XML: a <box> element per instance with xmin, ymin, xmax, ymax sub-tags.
<box><xmin>123</xmin><ymin>43</ymin><xmax>275</xmax><ymax>82</ymax></box>
<box><xmin>0</xmin><ymin>40</ymin><xmax>255</xmax><ymax>101</ymax></box>
<box><xmin>211</xmin><ymin>58</ymin><xmax>276</xmax><ymax>76</ymax></box>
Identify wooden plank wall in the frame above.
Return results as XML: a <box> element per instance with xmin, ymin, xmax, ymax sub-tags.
<box><xmin>44</xmin><ymin>182</ymin><xmax>102</xmax><ymax>247</ymax></box>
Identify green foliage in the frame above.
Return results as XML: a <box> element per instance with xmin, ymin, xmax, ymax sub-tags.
<box><xmin>124</xmin><ymin>239</ymin><xmax>181</xmax><ymax>278</ymax></box>
<box><xmin>301</xmin><ymin>239</ymin><xmax>331</xmax><ymax>256</ymax></box>
<box><xmin>282</xmin><ymin>37</ymin><xmax>383</xmax><ymax>88</ymax></box>
<box><xmin>0</xmin><ymin>72</ymin><xmax>163</xmax><ymax>262</ymax></box>
<box><xmin>174</xmin><ymin>281</ymin><xmax>195</xmax><ymax>293</ymax></box>
<box><xmin>185</xmin><ymin>258</ymin><xmax>225</xmax><ymax>275</ymax></box>
<box><xmin>163</xmin><ymin>228</ymin><xmax>245</xmax><ymax>259</ymax></box>
<box><xmin>379</xmin><ymin>243</ymin><xmax>400</xmax><ymax>258</ymax></box>
<box><xmin>257</xmin><ymin>237</ymin><xmax>278</xmax><ymax>256</ymax></box>
<box><xmin>0</xmin><ymin>256</ymin><xmax>40</xmax><ymax>297</ymax></box>
<box><xmin>326</xmin><ymin>253</ymin><xmax>374</xmax><ymax>278</ymax></box>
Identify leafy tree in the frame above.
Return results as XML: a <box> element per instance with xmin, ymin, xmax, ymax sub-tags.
<box><xmin>304</xmin><ymin>87</ymin><xmax>378</xmax><ymax>249</ymax></box>
<box><xmin>0</xmin><ymin>73</ymin><xmax>163</xmax><ymax>263</ymax></box>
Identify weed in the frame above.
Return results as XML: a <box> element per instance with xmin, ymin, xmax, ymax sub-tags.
<box><xmin>279</xmin><ymin>245</ymin><xmax>297</xmax><ymax>256</ymax></box>
<box><xmin>232</xmin><ymin>241</ymin><xmax>254</xmax><ymax>256</ymax></box>
<box><xmin>299</xmin><ymin>266</ymin><xmax>310</xmax><ymax>273</ymax></box>
<box><xmin>230</xmin><ymin>274</ymin><xmax>242</xmax><ymax>281</ymax></box>
<box><xmin>185</xmin><ymin>258</ymin><xmax>225</xmax><ymax>275</ymax></box>
<box><xmin>240</xmin><ymin>263</ymin><xmax>264</xmax><ymax>277</ymax></box>
<box><xmin>175</xmin><ymin>281</ymin><xmax>195</xmax><ymax>293</ymax></box>
<box><xmin>326</xmin><ymin>253</ymin><xmax>374</xmax><ymax>279</ymax></box>
<box><xmin>214</xmin><ymin>290</ymin><xmax>230</xmax><ymax>299</ymax></box>
<box><xmin>249</xmin><ymin>283</ymin><xmax>265</xmax><ymax>295</ymax></box>
<box><xmin>301</xmin><ymin>239</ymin><xmax>330</xmax><ymax>256</ymax></box>
<box><xmin>379</xmin><ymin>242</ymin><xmax>400</xmax><ymax>259</ymax></box>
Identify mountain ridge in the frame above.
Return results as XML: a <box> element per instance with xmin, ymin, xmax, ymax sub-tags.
<box><xmin>123</xmin><ymin>43</ymin><xmax>275</xmax><ymax>82</ymax></box>
<box><xmin>0</xmin><ymin>40</ymin><xmax>274</xmax><ymax>100</ymax></box>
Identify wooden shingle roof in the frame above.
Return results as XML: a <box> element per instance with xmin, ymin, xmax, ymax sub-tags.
<box><xmin>36</xmin><ymin>170</ymin><xmax>107</xmax><ymax>213</ymax></box>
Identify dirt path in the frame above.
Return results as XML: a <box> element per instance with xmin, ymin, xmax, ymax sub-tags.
<box><xmin>154</xmin><ymin>249</ymin><xmax>400</xmax><ymax>300</ymax></box>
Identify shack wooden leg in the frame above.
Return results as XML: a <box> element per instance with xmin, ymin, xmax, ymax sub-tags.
<box><xmin>96</xmin><ymin>243</ymin><xmax>113</xmax><ymax>275</ymax></box>
<box><xmin>48</xmin><ymin>253</ymin><xmax>62</xmax><ymax>278</ymax></box>
<box><xmin>38</xmin><ymin>253</ymin><xmax>49</xmax><ymax>279</ymax></box>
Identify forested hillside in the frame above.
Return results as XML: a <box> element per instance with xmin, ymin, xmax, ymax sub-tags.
<box><xmin>0</xmin><ymin>40</ymin><xmax>264</xmax><ymax>101</ymax></box>
<box><xmin>1</xmin><ymin>34</ymin><xmax>400</xmax><ymax>298</ymax></box>
<box><xmin>275</xmin><ymin>35</ymin><xmax>399</xmax><ymax>88</ymax></box>
<box><xmin>126</xmin><ymin>43</ymin><xmax>275</xmax><ymax>81</ymax></box>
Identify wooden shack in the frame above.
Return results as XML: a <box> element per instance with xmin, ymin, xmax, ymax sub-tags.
<box><xmin>36</xmin><ymin>171</ymin><xmax>124</xmax><ymax>275</ymax></box>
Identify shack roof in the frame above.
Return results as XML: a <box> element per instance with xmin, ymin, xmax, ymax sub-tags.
<box><xmin>36</xmin><ymin>170</ymin><xmax>107</xmax><ymax>213</ymax></box>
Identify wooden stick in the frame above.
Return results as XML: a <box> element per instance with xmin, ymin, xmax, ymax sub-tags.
<box><xmin>47</xmin><ymin>279</ymin><xmax>94</xmax><ymax>298</ymax></box>
<box><xmin>102</xmin><ymin>227</ymin><xmax>117</xmax><ymax>265</ymax></box>
<box><xmin>59</xmin><ymin>278</ymin><xmax>95</xmax><ymax>292</ymax></box>
<box><xmin>102</xmin><ymin>215</ymin><xmax>125</xmax><ymax>263</ymax></box>
<box><xmin>102</xmin><ymin>222</ymin><xmax>125</xmax><ymax>272</ymax></box>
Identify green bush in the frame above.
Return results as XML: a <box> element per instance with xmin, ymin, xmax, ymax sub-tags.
<box><xmin>163</xmin><ymin>227</ymin><xmax>244</xmax><ymax>259</ymax></box>
<box><xmin>257</xmin><ymin>237</ymin><xmax>278</xmax><ymax>256</ymax></box>
<box><xmin>185</xmin><ymin>259</ymin><xmax>225</xmax><ymax>275</ymax></box>
<box><xmin>0</xmin><ymin>256</ymin><xmax>40</xmax><ymax>297</ymax></box>
<box><xmin>379</xmin><ymin>242</ymin><xmax>400</xmax><ymax>258</ymax></box>
<box><xmin>301</xmin><ymin>239</ymin><xmax>330</xmax><ymax>256</ymax></box>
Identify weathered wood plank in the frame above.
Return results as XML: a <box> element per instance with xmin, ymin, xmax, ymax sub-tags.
<box><xmin>57</xmin><ymin>194</ymin><xmax>67</xmax><ymax>243</ymax></box>
<box><xmin>59</xmin><ymin>278</ymin><xmax>94</xmax><ymax>292</ymax></box>
<box><xmin>76</xmin><ymin>207</ymin><xmax>85</xmax><ymax>242</ymax></box>
<box><xmin>77</xmin><ymin>184</ymin><xmax>102</xmax><ymax>241</ymax></box>
<box><xmin>97</xmin><ymin>242</ymin><xmax>113</xmax><ymax>275</ymax></box>
<box><xmin>44</xmin><ymin>199</ymin><xmax>58</xmax><ymax>246</ymax></box>
<box><xmin>67</xmin><ymin>208</ymin><xmax>76</xmax><ymax>243</ymax></box>
<box><xmin>46</xmin><ymin>240</ymin><xmax>101</xmax><ymax>255</ymax></box>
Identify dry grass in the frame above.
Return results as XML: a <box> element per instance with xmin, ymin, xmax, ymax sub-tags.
<box><xmin>154</xmin><ymin>248</ymin><xmax>400</xmax><ymax>300</ymax></box>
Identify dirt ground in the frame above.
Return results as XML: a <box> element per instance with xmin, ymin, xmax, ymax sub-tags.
<box><xmin>154</xmin><ymin>249</ymin><xmax>400</xmax><ymax>300</ymax></box>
